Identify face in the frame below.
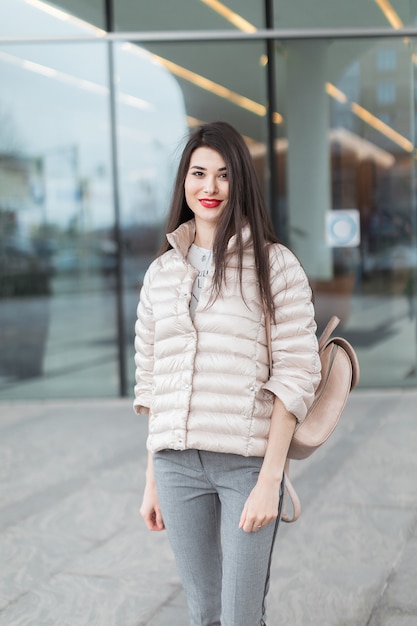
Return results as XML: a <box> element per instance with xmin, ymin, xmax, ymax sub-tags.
<box><xmin>184</xmin><ymin>146</ymin><xmax>229</xmax><ymax>231</ymax></box>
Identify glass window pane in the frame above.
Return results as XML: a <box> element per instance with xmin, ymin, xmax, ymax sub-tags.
<box><xmin>377</xmin><ymin>47</ymin><xmax>398</xmax><ymax>72</ymax></box>
<box><xmin>273</xmin><ymin>1</ymin><xmax>417</xmax><ymax>30</ymax></box>
<box><xmin>114</xmin><ymin>0</ymin><xmax>264</xmax><ymax>32</ymax></box>
<box><xmin>0</xmin><ymin>40</ymin><xmax>117</xmax><ymax>399</ymax></box>
<box><xmin>376</xmin><ymin>80</ymin><xmax>397</xmax><ymax>105</ymax></box>
<box><xmin>0</xmin><ymin>0</ymin><xmax>105</xmax><ymax>38</ymax></box>
<box><xmin>135</xmin><ymin>40</ymin><xmax>268</xmax><ymax>139</ymax></box>
<box><xmin>116</xmin><ymin>40</ymin><xmax>271</xmax><ymax>387</ymax></box>
<box><xmin>113</xmin><ymin>41</ymin><xmax>189</xmax><ymax>391</ymax></box>
<box><xmin>274</xmin><ymin>36</ymin><xmax>417</xmax><ymax>388</ymax></box>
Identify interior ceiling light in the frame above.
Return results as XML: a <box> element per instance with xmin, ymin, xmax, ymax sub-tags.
<box><xmin>374</xmin><ymin>0</ymin><xmax>417</xmax><ymax>79</ymax></box>
<box><xmin>249</xmin><ymin>131</ymin><xmax>395</xmax><ymax>168</ymax></box>
<box><xmin>374</xmin><ymin>0</ymin><xmax>404</xmax><ymax>30</ymax></box>
<box><xmin>0</xmin><ymin>49</ymin><xmax>153</xmax><ymax>110</ymax></box>
<box><xmin>325</xmin><ymin>82</ymin><xmax>412</xmax><ymax>153</ymax></box>
<box><xmin>17</xmin><ymin>0</ymin><xmax>414</xmax><ymax>152</ymax></box>
<box><xmin>152</xmin><ymin>53</ymin><xmax>284</xmax><ymax>121</ymax></box>
<box><xmin>374</xmin><ymin>0</ymin><xmax>411</xmax><ymax>45</ymax></box>
<box><xmin>331</xmin><ymin>128</ymin><xmax>395</xmax><ymax>168</ymax></box>
<box><xmin>186</xmin><ymin>115</ymin><xmax>258</xmax><ymax>149</ymax></box>
<box><xmin>25</xmin><ymin>0</ymin><xmax>281</xmax><ymax>123</ymax></box>
<box><xmin>351</xmin><ymin>102</ymin><xmax>413</xmax><ymax>152</ymax></box>
<box><xmin>199</xmin><ymin>0</ymin><xmax>257</xmax><ymax>33</ymax></box>
<box><xmin>187</xmin><ymin>116</ymin><xmax>206</xmax><ymax>127</ymax></box>
<box><xmin>24</xmin><ymin>0</ymin><xmax>105</xmax><ymax>35</ymax></box>
<box><xmin>326</xmin><ymin>83</ymin><xmax>347</xmax><ymax>104</ymax></box>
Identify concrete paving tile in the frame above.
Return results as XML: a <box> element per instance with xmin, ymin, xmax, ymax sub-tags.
<box><xmin>303</xmin><ymin>392</ymin><xmax>417</xmax><ymax>512</ymax></box>
<box><xmin>0</xmin><ymin>411</ymin><xmax>148</xmax><ymax>611</ymax></box>
<box><xmin>0</xmin><ymin>573</ymin><xmax>178</xmax><ymax>626</ymax></box>
<box><xmin>0</xmin><ymin>405</ymin><xmax>145</xmax><ymax>511</ymax></box>
<box><xmin>147</xmin><ymin>589</ymin><xmax>188</xmax><ymax>626</ymax></box>
<box><xmin>60</xmin><ymin>525</ymin><xmax>177</xmax><ymax>583</ymax></box>
<box><xmin>382</xmin><ymin>528</ymin><xmax>417</xmax><ymax>611</ymax></box>
<box><xmin>265</xmin><ymin>505</ymin><xmax>415</xmax><ymax>626</ymax></box>
<box><xmin>0</xmin><ymin>393</ymin><xmax>416</xmax><ymax>626</ymax></box>
<box><xmin>368</xmin><ymin>609</ymin><xmax>417</xmax><ymax>626</ymax></box>
<box><xmin>0</xmin><ymin>519</ymin><xmax>91</xmax><ymax>611</ymax></box>
<box><xmin>0</xmin><ymin>403</ymin><xmax>49</xmax><ymax>429</ymax></box>
<box><xmin>94</xmin><ymin>458</ymin><xmax>146</xmax><ymax>494</ymax></box>
<box><xmin>35</xmin><ymin>485</ymin><xmax>137</xmax><ymax>544</ymax></box>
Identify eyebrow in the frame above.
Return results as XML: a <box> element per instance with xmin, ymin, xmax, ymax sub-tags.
<box><xmin>189</xmin><ymin>165</ymin><xmax>227</xmax><ymax>172</ymax></box>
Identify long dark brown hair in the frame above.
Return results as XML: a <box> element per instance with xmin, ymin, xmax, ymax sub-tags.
<box><xmin>160</xmin><ymin>121</ymin><xmax>279</xmax><ymax>319</ymax></box>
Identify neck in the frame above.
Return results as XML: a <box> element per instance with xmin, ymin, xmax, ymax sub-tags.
<box><xmin>194</xmin><ymin>226</ymin><xmax>215</xmax><ymax>249</ymax></box>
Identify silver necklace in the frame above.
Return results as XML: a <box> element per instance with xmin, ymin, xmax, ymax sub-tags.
<box><xmin>192</xmin><ymin>244</ymin><xmax>212</xmax><ymax>263</ymax></box>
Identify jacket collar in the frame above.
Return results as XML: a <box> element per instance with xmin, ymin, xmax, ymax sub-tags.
<box><xmin>166</xmin><ymin>218</ymin><xmax>253</xmax><ymax>260</ymax></box>
<box><xmin>166</xmin><ymin>220</ymin><xmax>196</xmax><ymax>259</ymax></box>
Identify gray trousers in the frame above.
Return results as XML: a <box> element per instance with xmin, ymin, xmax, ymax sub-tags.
<box><xmin>153</xmin><ymin>449</ymin><xmax>284</xmax><ymax>626</ymax></box>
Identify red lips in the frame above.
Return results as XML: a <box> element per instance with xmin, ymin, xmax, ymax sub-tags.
<box><xmin>199</xmin><ymin>199</ymin><xmax>222</xmax><ymax>208</ymax></box>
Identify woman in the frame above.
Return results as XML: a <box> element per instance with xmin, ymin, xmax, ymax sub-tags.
<box><xmin>134</xmin><ymin>121</ymin><xmax>321</xmax><ymax>626</ymax></box>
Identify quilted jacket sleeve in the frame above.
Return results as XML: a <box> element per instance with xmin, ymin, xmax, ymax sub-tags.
<box><xmin>262</xmin><ymin>245</ymin><xmax>321</xmax><ymax>422</ymax></box>
<box><xmin>133</xmin><ymin>266</ymin><xmax>155</xmax><ymax>415</ymax></box>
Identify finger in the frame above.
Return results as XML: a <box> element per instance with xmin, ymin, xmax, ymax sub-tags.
<box><xmin>144</xmin><ymin>514</ymin><xmax>156</xmax><ymax>531</ymax></box>
<box><xmin>155</xmin><ymin>508</ymin><xmax>165</xmax><ymax>530</ymax></box>
<box><xmin>241</xmin><ymin>517</ymin><xmax>258</xmax><ymax>533</ymax></box>
<box><xmin>238</xmin><ymin>504</ymin><xmax>248</xmax><ymax>529</ymax></box>
<box><xmin>150</xmin><ymin>519</ymin><xmax>164</xmax><ymax>531</ymax></box>
<box><xmin>140</xmin><ymin>507</ymin><xmax>161</xmax><ymax>531</ymax></box>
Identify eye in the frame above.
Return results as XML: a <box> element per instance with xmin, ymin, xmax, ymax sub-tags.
<box><xmin>219</xmin><ymin>172</ymin><xmax>228</xmax><ymax>179</ymax></box>
<box><xmin>191</xmin><ymin>170</ymin><xmax>204</xmax><ymax>177</ymax></box>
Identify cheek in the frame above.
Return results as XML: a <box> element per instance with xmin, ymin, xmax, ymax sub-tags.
<box><xmin>221</xmin><ymin>182</ymin><xmax>229</xmax><ymax>200</ymax></box>
<box><xmin>184</xmin><ymin>178</ymin><xmax>197</xmax><ymax>198</ymax></box>
<box><xmin>184</xmin><ymin>185</ymin><xmax>193</xmax><ymax>205</ymax></box>
<box><xmin>184</xmin><ymin>185</ymin><xmax>197</xmax><ymax>211</ymax></box>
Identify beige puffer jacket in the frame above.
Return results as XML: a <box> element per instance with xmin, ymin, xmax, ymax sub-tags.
<box><xmin>134</xmin><ymin>219</ymin><xmax>321</xmax><ymax>457</ymax></box>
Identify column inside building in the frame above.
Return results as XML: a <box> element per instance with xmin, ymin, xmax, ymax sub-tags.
<box><xmin>285</xmin><ymin>41</ymin><xmax>333</xmax><ymax>281</ymax></box>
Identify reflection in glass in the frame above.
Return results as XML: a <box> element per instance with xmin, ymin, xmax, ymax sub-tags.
<box><xmin>139</xmin><ymin>40</ymin><xmax>269</xmax><ymax>143</ymax></box>
<box><xmin>0</xmin><ymin>38</ymin><xmax>117</xmax><ymax>398</ymax></box>
<box><xmin>274</xmin><ymin>37</ymin><xmax>417</xmax><ymax>387</ymax></box>
<box><xmin>273</xmin><ymin>0</ymin><xmax>417</xmax><ymax>30</ymax></box>
<box><xmin>118</xmin><ymin>40</ymin><xmax>270</xmax><ymax>387</ymax></box>
<box><xmin>114</xmin><ymin>0</ymin><xmax>264</xmax><ymax>33</ymax></box>
<box><xmin>2</xmin><ymin>0</ymin><xmax>417</xmax><ymax>395</ymax></box>
<box><xmin>0</xmin><ymin>0</ymin><xmax>105</xmax><ymax>38</ymax></box>
<box><xmin>113</xmin><ymin>42</ymin><xmax>189</xmax><ymax>389</ymax></box>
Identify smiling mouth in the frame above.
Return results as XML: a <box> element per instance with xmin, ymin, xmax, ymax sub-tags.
<box><xmin>199</xmin><ymin>199</ymin><xmax>222</xmax><ymax>208</ymax></box>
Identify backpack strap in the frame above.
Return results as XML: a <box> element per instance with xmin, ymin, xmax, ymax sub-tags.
<box><xmin>265</xmin><ymin>312</ymin><xmax>356</xmax><ymax>523</ymax></box>
<box><xmin>282</xmin><ymin>460</ymin><xmax>301</xmax><ymax>523</ymax></box>
<box><xmin>265</xmin><ymin>313</ymin><xmax>342</xmax><ymax>370</ymax></box>
<box><xmin>264</xmin><ymin>308</ymin><xmax>315</xmax><ymax>522</ymax></box>
<box><xmin>318</xmin><ymin>315</ymin><xmax>340</xmax><ymax>350</ymax></box>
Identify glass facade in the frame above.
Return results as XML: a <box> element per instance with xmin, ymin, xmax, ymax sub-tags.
<box><xmin>1</xmin><ymin>0</ymin><xmax>417</xmax><ymax>399</ymax></box>
<box><xmin>113</xmin><ymin>0</ymin><xmax>265</xmax><ymax>32</ymax></box>
<box><xmin>274</xmin><ymin>36</ymin><xmax>416</xmax><ymax>386</ymax></box>
<box><xmin>273</xmin><ymin>0</ymin><xmax>417</xmax><ymax>30</ymax></box>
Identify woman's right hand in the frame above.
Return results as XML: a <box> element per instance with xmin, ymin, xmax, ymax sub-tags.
<box><xmin>140</xmin><ymin>479</ymin><xmax>165</xmax><ymax>531</ymax></box>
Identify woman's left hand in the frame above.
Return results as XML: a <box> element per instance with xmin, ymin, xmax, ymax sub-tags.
<box><xmin>238</xmin><ymin>397</ymin><xmax>295</xmax><ymax>533</ymax></box>
<box><xmin>239</xmin><ymin>475</ymin><xmax>281</xmax><ymax>533</ymax></box>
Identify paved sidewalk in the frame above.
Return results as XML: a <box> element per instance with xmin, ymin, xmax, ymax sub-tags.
<box><xmin>0</xmin><ymin>391</ymin><xmax>416</xmax><ymax>625</ymax></box>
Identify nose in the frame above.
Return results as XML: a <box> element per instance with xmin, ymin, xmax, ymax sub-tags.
<box><xmin>203</xmin><ymin>176</ymin><xmax>218</xmax><ymax>195</ymax></box>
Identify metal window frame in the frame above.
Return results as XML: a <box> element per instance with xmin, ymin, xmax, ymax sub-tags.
<box><xmin>2</xmin><ymin>26</ymin><xmax>417</xmax><ymax>44</ymax></box>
